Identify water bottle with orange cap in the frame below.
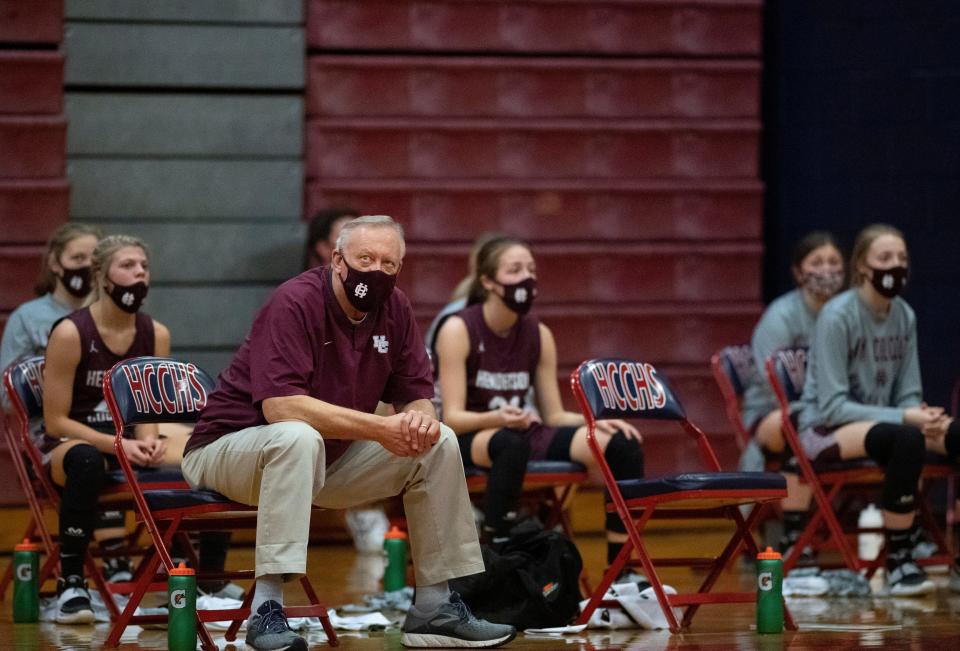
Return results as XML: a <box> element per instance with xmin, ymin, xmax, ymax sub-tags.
<box><xmin>756</xmin><ymin>546</ymin><xmax>784</xmax><ymax>633</ymax></box>
<box><xmin>168</xmin><ymin>562</ymin><xmax>197</xmax><ymax>650</ymax></box>
<box><xmin>383</xmin><ymin>526</ymin><xmax>409</xmax><ymax>593</ymax></box>
<box><xmin>13</xmin><ymin>539</ymin><xmax>40</xmax><ymax>623</ymax></box>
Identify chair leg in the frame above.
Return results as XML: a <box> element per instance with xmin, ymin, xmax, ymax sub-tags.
<box><xmin>301</xmin><ymin>576</ymin><xmax>339</xmax><ymax>646</ymax></box>
<box><xmin>575</xmin><ymin>535</ymin><xmax>633</xmax><ymax>626</ymax></box>
<box><xmin>224</xmin><ymin>583</ymin><xmax>255</xmax><ymax>642</ymax></box>
<box><xmin>105</xmin><ymin>549</ymin><xmax>161</xmax><ymax>648</ymax></box>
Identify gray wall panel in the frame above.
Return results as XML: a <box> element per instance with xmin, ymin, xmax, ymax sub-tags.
<box><xmin>171</xmin><ymin>350</ymin><xmax>236</xmax><ymax>378</ymax></box>
<box><xmin>66</xmin><ymin>0</ymin><xmax>303</xmax><ymax>24</ymax></box>
<box><xmin>68</xmin><ymin>159</ymin><xmax>303</xmax><ymax>218</ymax></box>
<box><xmin>147</xmin><ymin>285</ymin><xmax>274</xmax><ymax>348</ymax></box>
<box><xmin>65</xmin><ymin>23</ymin><xmax>304</xmax><ymax>88</ymax></box>
<box><xmin>66</xmin><ymin>94</ymin><xmax>303</xmax><ymax>156</ymax></box>
<box><xmin>84</xmin><ymin>222</ymin><xmax>304</xmax><ymax>282</ymax></box>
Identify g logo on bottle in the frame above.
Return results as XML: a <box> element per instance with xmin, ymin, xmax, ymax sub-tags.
<box><xmin>15</xmin><ymin>564</ymin><xmax>32</xmax><ymax>582</ymax></box>
<box><xmin>170</xmin><ymin>588</ymin><xmax>187</xmax><ymax>609</ymax></box>
<box><xmin>758</xmin><ymin>571</ymin><xmax>773</xmax><ymax>591</ymax></box>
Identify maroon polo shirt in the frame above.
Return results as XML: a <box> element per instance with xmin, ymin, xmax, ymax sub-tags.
<box><xmin>186</xmin><ymin>267</ymin><xmax>433</xmax><ymax>466</ymax></box>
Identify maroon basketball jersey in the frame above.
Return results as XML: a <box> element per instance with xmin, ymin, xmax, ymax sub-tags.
<box><xmin>65</xmin><ymin>307</ymin><xmax>155</xmax><ymax>433</ymax></box>
<box><xmin>458</xmin><ymin>304</ymin><xmax>540</xmax><ymax>413</ymax></box>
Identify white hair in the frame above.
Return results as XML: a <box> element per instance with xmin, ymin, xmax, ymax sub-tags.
<box><xmin>335</xmin><ymin>215</ymin><xmax>406</xmax><ymax>257</ymax></box>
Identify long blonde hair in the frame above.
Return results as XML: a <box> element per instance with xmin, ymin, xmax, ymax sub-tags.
<box><xmin>849</xmin><ymin>223</ymin><xmax>905</xmax><ymax>287</ymax></box>
<box><xmin>33</xmin><ymin>223</ymin><xmax>103</xmax><ymax>296</ymax></box>
<box><xmin>90</xmin><ymin>234</ymin><xmax>151</xmax><ymax>301</ymax></box>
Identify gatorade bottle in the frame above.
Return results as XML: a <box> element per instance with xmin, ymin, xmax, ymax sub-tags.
<box><xmin>13</xmin><ymin>539</ymin><xmax>40</xmax><ymax>623</ymax></box>
<box><xmin>756</xmin><ymin>547</ymin><xmax>784</xmax><ymax>634</ymax></box>
<box><xmin>383</xmin><ymin>526</ymin><xmax>408</xmax><ymax>593</ymax></box>
<box><xmin>167</xmin><ymin>562</ymin><xmax>197</xmax><ymax>651</ymax></box>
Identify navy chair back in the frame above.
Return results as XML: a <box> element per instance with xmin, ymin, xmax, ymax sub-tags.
<box><xmin>104</xmin><ymin>356</ymin><xmax>216</xmax><ymax>427</ymax></box>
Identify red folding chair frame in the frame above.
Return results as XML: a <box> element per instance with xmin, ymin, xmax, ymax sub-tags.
<box><xmin>710</xmin><ymin>345</ymin><xmax>756</xmax><ymax>452</ymax></box>
<box><xmin>764</xmin><ymin>350</ymin><xmax>954</xmax><ymax>575</ymax></box>
<box><xmin>101</xmin><ymin>356</ymin><xmax>339</xmax><ymax>650</ymax></box>
<box><xmin>571</xmin><ymin>359</ymin><xmax>795</xmax><ymax>633</ymax></box>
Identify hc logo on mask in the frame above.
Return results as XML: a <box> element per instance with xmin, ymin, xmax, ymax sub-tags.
<box><xmin>373</xmin><ymin>335</ymin><xmax>389</xmax><ymax>354</ymax></box>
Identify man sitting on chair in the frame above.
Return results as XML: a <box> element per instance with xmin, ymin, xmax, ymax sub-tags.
<box><xmin>181</xmin><ymin>216</ymin><xmax>515</xmax><ymax>651</ymax></box>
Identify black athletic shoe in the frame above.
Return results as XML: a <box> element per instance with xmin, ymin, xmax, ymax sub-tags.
<box><xmin>56</xmin><ymin>575</ymin><xmax>96</xmax><ymax>624</ymax></box>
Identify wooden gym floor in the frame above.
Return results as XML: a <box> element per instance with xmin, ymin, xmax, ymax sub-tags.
<box><xmin>2</xmin><ymin>526</ymin><xmax>960</xmax><ymax>650</ymax></box>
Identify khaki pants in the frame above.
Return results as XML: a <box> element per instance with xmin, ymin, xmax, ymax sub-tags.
<box><xmin>181</xmin><ymin>421</ymin><xmax>484</xmax><ymax>584</ymax></box>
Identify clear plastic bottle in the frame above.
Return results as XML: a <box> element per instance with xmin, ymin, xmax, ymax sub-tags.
<box><xmin>858</xmin><ymin>503</ymin><xmax>883</xmax><ymax>561</ymax></box>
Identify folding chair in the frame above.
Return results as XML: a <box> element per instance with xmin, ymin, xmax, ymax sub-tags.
<box><xmin>710</xmin><ymin>345</ymin><xmax>758</xmax><ymax>452</ymax></box>
<box><xmin>1</xmin><ymin>356</ymin><xmax>143</xmax><ymax>614</ymax></box>
<box><xmin>571</xmin><ymin>358</ymin><xmax>793</xmax><ymax>632</ymax></box>
<box><xmin>102</xmin><ymin>356</ymin><xmax>338</xmax><ymax>650</ymax></box>
<box><xmin>765</xmin><ymin>347</ymin><xmax>954</xmax><ymax>575</ymax></box>
<box><xmin>1</xmin><ymin>357</ymin><xmax>59</xmax><ymax>601</ymax></box>
<box><xmin>1</xmin><ymin>356</ymin><xmax>184</xmax><ymax>613</ymax></box>
<box><xmin>465</xmin><ymin>460</ymin><xmax>590</xmax><ymax>592</ymax></box>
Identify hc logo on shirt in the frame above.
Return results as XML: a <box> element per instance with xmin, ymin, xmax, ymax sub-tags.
<box><xmin>373</xmin><ymin>335</ymin><xmax>389</xmax><ymax>353</ymax></box>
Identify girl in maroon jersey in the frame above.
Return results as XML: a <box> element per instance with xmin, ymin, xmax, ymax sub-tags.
<box><xmin>41</xmin><ymin>235</ymin><xmax>189</xmax><ymax>623</ymax></box>
<box><xmin>435</xmin><ymin>236</ymin><xmax>645</xmax><ymax>567</ymax></box>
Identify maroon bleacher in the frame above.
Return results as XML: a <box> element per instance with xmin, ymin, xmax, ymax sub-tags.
<box><xmin>306</xmin><ymin>1</ymin><xmax>764</xmax><ymax>473</ymax></box>
<box><xmin>0</xmin><ymin>0</ymin><xmax>67</xmax><ymax>506</ymax></box>
<box><xmin>307</xmin><ymin>1</ymin><xmax>761</xmax><ymax>56</ymax></box>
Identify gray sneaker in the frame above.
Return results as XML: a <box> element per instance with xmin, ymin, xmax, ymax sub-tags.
<box><xmin>245</xmin><ymin>600</ymin><xmax>307</xmax><ymax>651</ymax></box>
<box><xmin>401</xmin><ymin>592</ymin><xmax>516</xmax><ymax>648</ymax></box>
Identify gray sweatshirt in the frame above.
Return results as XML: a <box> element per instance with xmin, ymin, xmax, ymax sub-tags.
<box><xmin>797</xmin><ymin>288</ymin><xmax>922</xmax><ymax>430</ymax></box>
<box><xmin>0</xmin><ymin>293</ymin><xmax>73</xmax><ymax>407</ymax></box>
<box><xmin>740</xmin><ymin>289</ymin><xmax>817</xmax><ymax>429</ymax></box>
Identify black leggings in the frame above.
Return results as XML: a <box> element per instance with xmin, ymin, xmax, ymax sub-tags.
<box><xmin>59</xmin><ymin>444</ymin><xmax>108</xmax><ymax>578</ymax></box>
<box><xmin>863</xmin><ymin>422</ymin><xmax>924</xmax><ymax>514</ymax></box>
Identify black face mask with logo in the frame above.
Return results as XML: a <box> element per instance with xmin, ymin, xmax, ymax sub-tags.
<box><xmin>868</xmin><ymin>265</ymin><xmax>908</xmax><ymax>299</ymax></box>
<box><xmin>60</xmin><ymin>266</ymin><xmax>92</xmax><ymax>298</ymax></box>
<box><xmin>495</xmin><ymin>277</ymin><xmax>537</xmax><ymax>315</ymax></box>
<box><xmin>338</xmin><ymin>258</ymin><xmax>397</xmax><ymax>313</ymax></box>
<box><xmin>106</xmin><ymin>280</ymin><xmax>149</xmax><ymax>313</ymax></box>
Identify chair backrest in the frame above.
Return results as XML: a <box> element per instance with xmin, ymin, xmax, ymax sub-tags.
<box><xmin>767</xmin><ymin>347</ymin><xmax>808</xmax><ymax>403</ymax></box>
<box><xmin>572</xmin><ymin>358</ymin><xmax>685</xmax><ymax>422</ymax></box>
<box><xmin>103</xmin><ymin>356</ymin><xmax>216</xmax><ymax>428</ymax></box>
<box><xmin>712</xmin><ymin>345</ymin><xmax>757</xmax><ymax>398</ymax></box>
<box><xmin>3</xmin><ymin>356</ymin><xmax>45</xmax><ymax>424</ymax></box>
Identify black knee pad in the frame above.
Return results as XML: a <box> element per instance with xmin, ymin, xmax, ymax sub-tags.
<box><xmin>60</xmin><ymin>444</ymin><xmax>107</xmax><ymax>548</ymax></box>
<box><xmin>864</xmin><ymin>422</ymin><xmax>924</xmax><ymax>514</ymax></box>
<box><xmin>603</xmin><ymin>432</ymin><xmax>644</xmax><ymax>534</ymax></box>
<box><xmin>604</xmin><ymin>431</ymin><xmax>644</xmax><ymax>481</ymax></box>
<box><xmin>484</xmin><ymin>430</ymin><xmax>531</xmax><ymax>535</ymax></box>
<box><xmin>488</xmin><ymin>429</ymin><xmax>531</xmax><ymax>462</ymax></box>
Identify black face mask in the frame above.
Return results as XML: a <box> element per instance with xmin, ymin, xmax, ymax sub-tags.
<box><xmin>496</xmin><ymin>277</ymin><xmax>537</xmax><ymax>315</ymax></box>
<box><xmin>106</xmin><ymin>280</ymin><xmax>149</xmax><ymax>313</ymax></box>
<box><xmin>868</xmin><ymin>265</ymin><xmax>908</xmax><ymax>299</ymax></box>
<box><xmin>60</xmin><ymin>266</ymin><xmax>92</xmax><ymax>298</ymax></box>
<box><xmin>338</xmin><ymin>258</ymin><xmax>397</xmax><ymax>313</ymax></box>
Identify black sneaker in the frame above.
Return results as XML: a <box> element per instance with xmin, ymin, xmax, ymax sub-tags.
<box><xmin>245</xmin><ymin>600</ymin><xmax>307</xmax><ymax>651</ymax></box>
<box><xmin>401</xmin><ymin>591</ymin><xmax>516</xmax><ymax>648</ymax></box>
<box><xmin>887</xmin><ymin>550</ymin><xmax>935</xmax><ymax>597</ymax></box>
<box><xmin>56</xmin><ymin>575</ymin><xmax>96</xmax><ymax>624</ymax></box>
<box><xmin>104</xmin><ymin>557</ymin><xmax>133</xmax><ymax>583</ymax></box>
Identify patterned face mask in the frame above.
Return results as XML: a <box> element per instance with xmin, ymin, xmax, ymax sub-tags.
<box><xmin>868</xmin><ymin>265</ymin><xmax>908</xmax><ymax>299</ymax></box>
<box><xmin>802</xmin><ymin>269</ymin><xmax>844</xmax><ymax>299</ymax></box>
<box><xmin>60</xmin><ymin>266</ymin><xmax>93</xmax><ymax>298</ymax></box>
<box><xmin>338</xmin><ymin>258</ymin><xmax>397</xmax><ymax>313</ymax></box>
<box><xmin>495</xmin><ymin>277</ymin><xmax>537</xmax><ymax>315</ymax></box>
<box><xmin>106</xmin><ymin>279</ymin><xmax>149</xmax><ymax>313</ymax></box>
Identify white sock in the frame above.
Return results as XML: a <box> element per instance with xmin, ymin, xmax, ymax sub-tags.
<box><xmin>414</xmin><ymin>581</ymin><xmax>450</xmax><ymax>612</ymax></box>
<box><xmin>251</xmin><ymin>574</ymin><xmax>283</xmax><ymax>614</ymax></box>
